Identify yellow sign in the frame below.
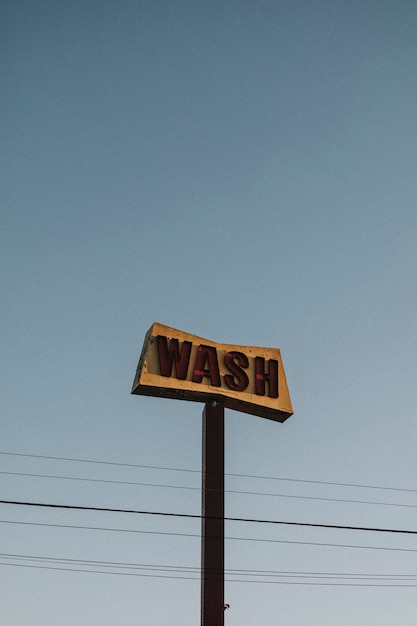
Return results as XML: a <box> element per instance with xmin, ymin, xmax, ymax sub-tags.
<box><xmin>131</xmin><ymin>322</ymin><xmax>293</xmax><ymax>423</ymax></box>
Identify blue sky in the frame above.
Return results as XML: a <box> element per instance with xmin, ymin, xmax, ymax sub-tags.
<box><xmin>2</xmin><ymin>1</ymin><xmax>417</xmax><ymax>624</ymax></box>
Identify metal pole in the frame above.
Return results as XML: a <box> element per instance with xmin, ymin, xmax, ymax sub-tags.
<box><xmin>201</xmin><ymin>401</ymin><xmax>225</xmax><ymax>626</ymax></box>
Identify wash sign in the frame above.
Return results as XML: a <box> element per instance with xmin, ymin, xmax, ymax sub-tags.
<box><xmin>131</xmin><ymin>323</ymin><xmax>293</xmax><ymax>423</ymax></box>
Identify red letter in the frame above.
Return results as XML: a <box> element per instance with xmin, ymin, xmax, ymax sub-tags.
<box><xmin>157</xmin><ymin>336</ymin><xmax>192</xmax><ymax>380</ymax></box>
<box><xmin>255</xmin><ymin>357</ymin><xmax>278</xmax><ymax>397</ymax></box>
<box><xmin>224</xmin><ymin>351</ymin><xmax>249</xmax><ymax>392</ymax></box>
<box><xmin>192</xmin><ymin>345</ymin><xmax>221</xmax><ymax>387</ymax></box>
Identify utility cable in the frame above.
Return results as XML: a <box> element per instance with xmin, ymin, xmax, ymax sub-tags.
<box><xmin>3</xmin><ymin>470</ymin><xmax>417</xmax><ymax>509</ymax></box>
<box><xmin>1</xmin><ymin>560</ymin><xmax>416</xmax><ymax>586</ymax></box>
<box><xmin>2</xmin><ymin>499</ymin><xmax>417</xmax><ymax>535</ymax></box>
<box><xmin>2</xmin><ymin>519</ymin><xmax>416</xmax><ymax>552</ymax></box>
<box><xmin>1</xmin><ymin>450</ymin><xmax>416</xmax><ymax>494</ymax></box>
<box><xmin>1</xmin><ymin>552</ymin><xmax>416</xmax><ymax>581</ymax></box>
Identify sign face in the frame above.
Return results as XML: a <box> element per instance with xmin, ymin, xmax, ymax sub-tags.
<box><xmin>131</xmin><ymin>322</ymin><xmax>293</xmax><ymax>423</ymax></box>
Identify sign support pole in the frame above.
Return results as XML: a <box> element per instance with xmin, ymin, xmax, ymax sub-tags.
<box><xmin>201</xmin><ymin>401</ymin><xmax>225</xmax><ymax>626</ymax></box>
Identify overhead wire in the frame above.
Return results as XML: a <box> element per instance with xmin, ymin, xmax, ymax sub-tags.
<box><xmin>1</xmin><ymin>559</ymin><xmax>416</xmax><ymax>586</ymax></box>
<box><xmin>2</xmin><ymin>450</ymin><xmax>417</xmax><ymax>494</ymax></box>
<box><xmin>4</xmin><ymin>452</ymin><xmax>417</xmax><ymax>590</ymax></box>
<box><xmin>2</xmin><ymin>499</ymin><xmax>417</xmax><ymax>535</ymax></box>
<box><xmin>4</xmin><ymin>458</ymin><xmax>417</xmax><ymax>595</ymax></box>
<box><xmin>2</xmin><ymin>470</ymin><xmax>417</xmax><ymax>509</ymax></box>
<box><xmin>2</xmin><ymin>518</ymin><xmax>417</xmax><ymax>553</ymax></box>
<box><xmin>1</xmin><ymin>551</ymin><xmax>416</xmax><ymax>582</ymax></box>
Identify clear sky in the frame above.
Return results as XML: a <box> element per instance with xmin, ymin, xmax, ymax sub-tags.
<box><xmin>2</xmin><ymin>1</ymin><xmax>417</xmax><ymax>624</ymax></box>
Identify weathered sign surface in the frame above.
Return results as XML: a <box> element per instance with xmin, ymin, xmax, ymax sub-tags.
<box><xmin>131</xmin><ymin>322</ymin><xmax>293</xmax><ymax>422</ymax></box>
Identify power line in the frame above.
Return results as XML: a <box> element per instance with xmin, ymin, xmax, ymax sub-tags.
<box><xmin>3</xmin><ymin>470</ymin><xmax>417</xmax><ymax>509</ymax></box>
<box><xmin>0</xmin><ymin>470</ymin><xmax>200</xmax><ymax>492</ymax></box>
<box><xmin>0</xmin><ymin>450</ymin><xmax>197</xmax><ymax>473</ymax></box>
<box><xmin>0</xmin><ymin>560</ymin><xmax>200</xmax><ymax>581</ymax></box>
<box><xmin>2</xmin><ymin>518</ymin><xmax>416</xmax><ymax>552</ymax></box>
<box><xmin>2</xmin><ymin>499</ymin><xmax>417</xmax><ymax>535</ymax></box>
<box><xmin>1</xmin><ymin>560</ymin><xmax>416</xmax><ymax>586</ymax></box>
<box><xmin>1</xmin><ymin>552</ymin><xmax>416</xmax><ymax>581</ymax></box>
<box><xmin>1</xmin><ymin>450</ymin><xmax>416</xmax><ymax>494</ymax></box>
<box><xmin>0</xmin><ymin>518</ymin><xmax>198</xmax><ymax>538</ymax></box>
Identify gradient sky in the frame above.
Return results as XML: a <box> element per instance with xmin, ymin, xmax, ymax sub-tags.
<box><xmin>2</xmin><ymin>1</ymin><xmax>417</xmax><ymax>624</ymax></box>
